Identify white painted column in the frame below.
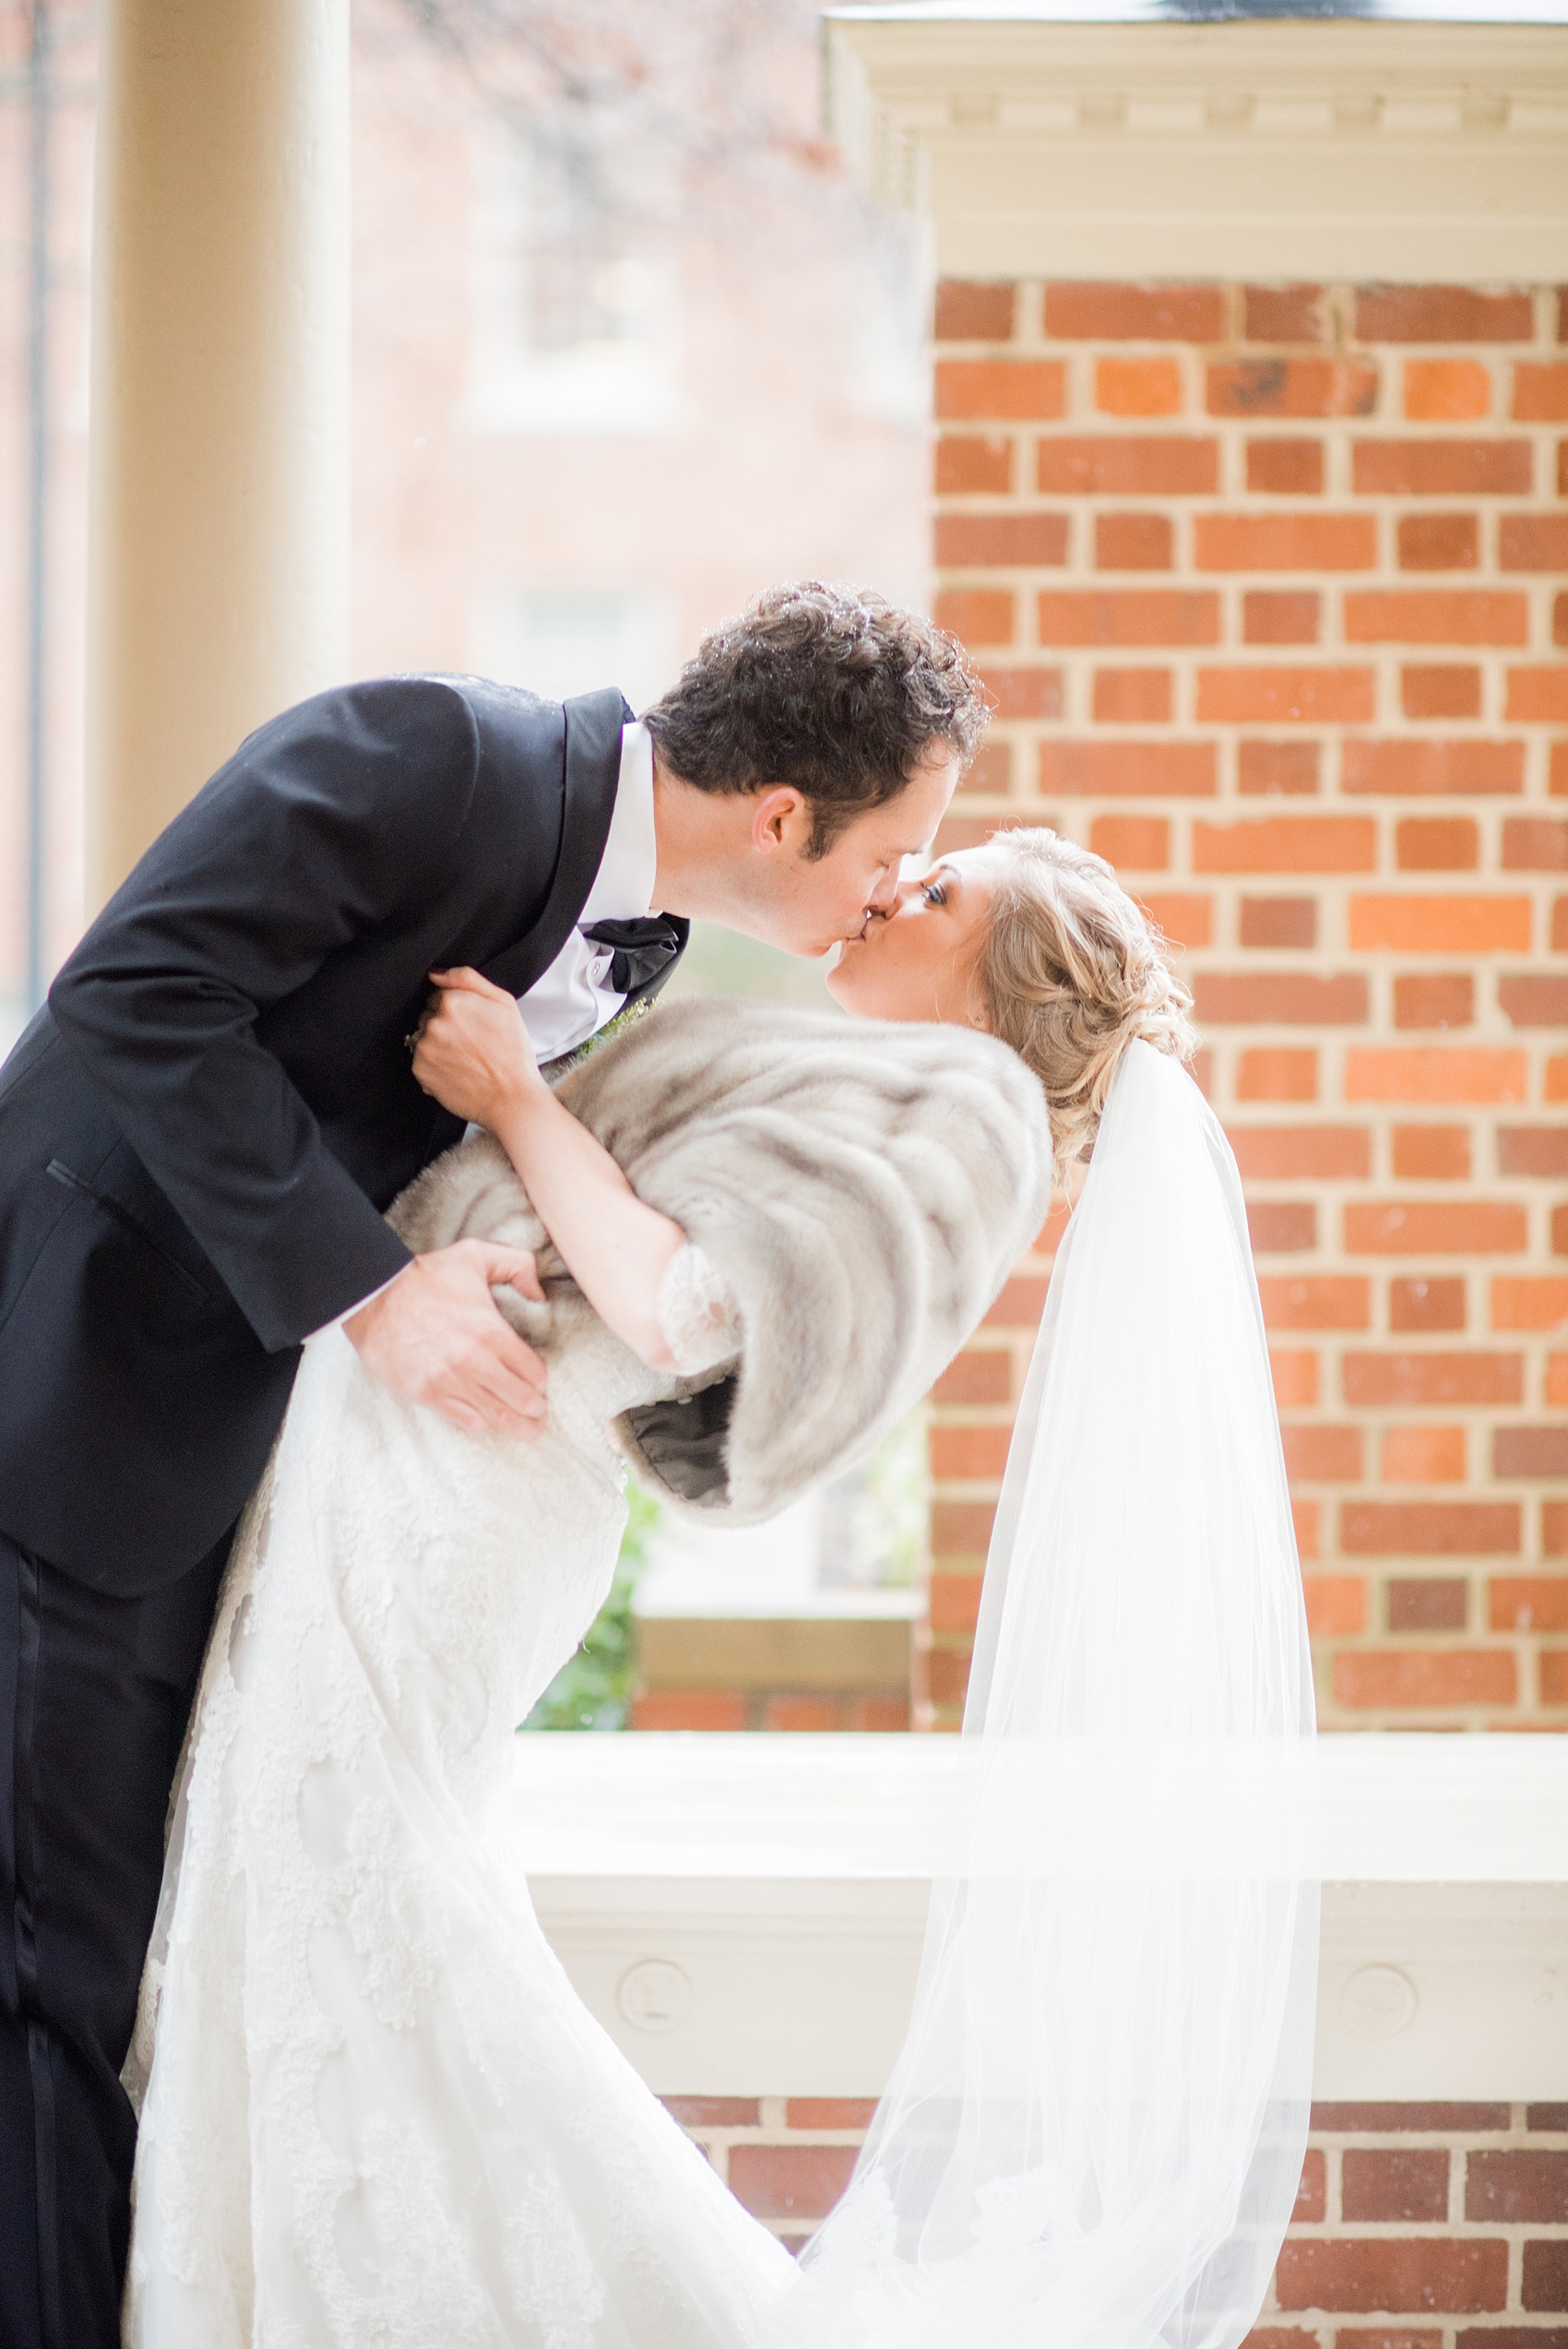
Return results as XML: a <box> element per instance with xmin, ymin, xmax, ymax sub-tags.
<box><xmin>85</xmin><ymin>0</ymin><xmax>350</xmax><ymax>907</ymax></box>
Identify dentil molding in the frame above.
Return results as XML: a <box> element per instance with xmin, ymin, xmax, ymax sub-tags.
<box><xmin>822</xmin><ymin>6</ymin><xmax>1568</xmax><ymax>280</ymax></box>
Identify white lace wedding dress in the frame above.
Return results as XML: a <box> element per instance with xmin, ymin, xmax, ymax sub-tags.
<box><xmin>123</xmin><ymin>1009</ymin><xmax>1313</xmax><ymax>2349</ymax></box>
<box><xmin>125</xmin><ymin>1247</ymin><xmax>797</xmax><ymax>2347</ymax></box>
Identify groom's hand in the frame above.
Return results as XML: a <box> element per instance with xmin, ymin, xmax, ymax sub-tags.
<box><xmin>344</xmin><ymin>1241</ymin><xmax>549</xmax><ymax>1437</ymax></box>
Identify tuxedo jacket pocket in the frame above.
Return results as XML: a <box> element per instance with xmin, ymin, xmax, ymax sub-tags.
<box><xmin>0</xmin><ymin>1154</ymin><xmax>79</xmax><ymax>1344</ymax></box>
<box><xmin>0</xmin><ymin>1147</ymin><xmax>284</xmax><ymax>1586</ymax></box>
<box><xmin>44</xmin><ymin>1157</ymin><xmax>217</xmax><ymax>1302</ymax></box>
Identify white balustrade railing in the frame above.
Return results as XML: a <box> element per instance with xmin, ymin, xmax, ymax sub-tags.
<box><xmin>511</xmin><ymin>1732</ymin><xmax>1568</xmax><ymax>2100</ymax></box>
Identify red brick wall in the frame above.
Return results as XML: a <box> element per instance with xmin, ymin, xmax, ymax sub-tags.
<box><xmin>665</xmin><ymin>2095</ymin><xmax>871</xmax><ymax>2252</ymax></box>
<box><xmin>677</xmin><ymin>2094</ymin><xmax>1568</xmax><ymax>2335</ymax></box>
<box><xmin>928</xmin><ymin>279</ymin><xmax>1567</xmax><ymax>1732</ymax></box>
<box><xmin>1262</xmin><ymin>2103</ymin><xmax>1568</xmax><ymax>2349</ymax></box>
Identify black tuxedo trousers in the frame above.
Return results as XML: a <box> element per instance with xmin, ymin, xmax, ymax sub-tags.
<box><xmin>0</xmin><ymin>675</ymin><xmax>678</xmax><ymax>2348</ymax></box>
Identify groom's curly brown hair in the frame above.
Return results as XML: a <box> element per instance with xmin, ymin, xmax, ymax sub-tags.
<box><xmin>642</xmin><ymin>582</ymin><xmax>988</xmax><ymax>857</ymax></box>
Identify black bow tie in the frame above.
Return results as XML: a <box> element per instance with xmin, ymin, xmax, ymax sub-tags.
<box><xmin>581</xmin><ymin>915</ymin><xmax>684</xmax><ymax>997</ymax></box>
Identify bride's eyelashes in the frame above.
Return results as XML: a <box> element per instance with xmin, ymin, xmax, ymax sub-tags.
<box><xmin>920</xmin><ymin>880</ymin><xmax>947</xmax><ymax>908</ymax></box>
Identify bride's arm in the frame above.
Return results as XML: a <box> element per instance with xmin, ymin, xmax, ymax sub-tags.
<box><xmin>410</xmin><ymin>969</ymin><xmax>687</xmax><ymax>1371</ymax></box>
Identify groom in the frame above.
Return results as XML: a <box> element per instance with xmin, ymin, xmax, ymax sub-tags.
<box><xmin>0</xmin><ymin>581</ymin><xmax>978</xmax><ymax>2348</ymax></box>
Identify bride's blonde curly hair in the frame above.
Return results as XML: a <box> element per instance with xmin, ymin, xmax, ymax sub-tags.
<box><xmin>971</xmin><ymin>827</ymin><xmax>1196</xmax><ymax>1173</ymax></box>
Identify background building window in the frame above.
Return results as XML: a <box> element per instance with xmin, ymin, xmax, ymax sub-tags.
<box><xmin>462</xmin><ymin>129</ymin><xmax>682</xmax><ymax>436</ymax></box>
<box><xmin>469</xmin><ymin>584</ymin><xmax>677</xmax><ymax>712</ymax></box>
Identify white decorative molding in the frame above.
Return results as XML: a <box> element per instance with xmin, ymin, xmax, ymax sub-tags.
<box><xmin>822</xmin><ymin>8</ymin><xmax>1568</xmax><ymax>279</ymax></box>
<box><xmin>514</xmin><ymin>1734</ymin><xmax>1568</xmax><ymax>2099</ymax></box>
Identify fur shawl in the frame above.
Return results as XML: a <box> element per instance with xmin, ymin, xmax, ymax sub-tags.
<box><xmin>390</xmin><ymin>996</ymin><xmax>1052</xmax><ymax>1524</ymax></box>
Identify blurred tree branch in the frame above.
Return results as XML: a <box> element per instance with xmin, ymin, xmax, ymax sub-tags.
<box><xmin>389</xmin><ymin>0</ymin><xmax>845</xmax><ymax>233</ymax></box>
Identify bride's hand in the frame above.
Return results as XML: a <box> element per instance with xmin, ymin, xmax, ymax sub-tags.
<box><xmin>411</xmin><ymin>968</ymin><xmax>543</xmax><ymax>1127</ymax></box>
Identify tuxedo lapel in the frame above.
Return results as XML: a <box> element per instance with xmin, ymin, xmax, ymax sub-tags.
<box><xmin>480</xmin><ymin>687</ymin><xmax>629</xmax><ymax>1000</ymax></box>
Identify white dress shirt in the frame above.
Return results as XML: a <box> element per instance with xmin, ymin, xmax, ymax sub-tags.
<box><xmin>517</xmin><ymin>721</ymin><xmax>658</xmax><ymax>1063</ymax></box>
<box><xmin>320</xmin><ymin>719</ymin><xmax>659</xmax><ymax>1333</ymax></box>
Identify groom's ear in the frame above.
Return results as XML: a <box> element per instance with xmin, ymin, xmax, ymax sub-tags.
<box><xmin>748</xmin><ymin>786</ymin><xmax>810</xmax><ymax>858</ymax></box>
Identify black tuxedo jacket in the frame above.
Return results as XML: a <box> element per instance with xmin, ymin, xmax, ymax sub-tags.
<box><xmin>0</xmin><ymin>674</ymin><xmax>685</xmax><ymax>1595</ymax></box>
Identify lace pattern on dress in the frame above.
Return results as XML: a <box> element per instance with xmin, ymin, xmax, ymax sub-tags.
<box><xmin>125</xmin><ymin>1314</ymin><xmax>795</xmax><ymax>2348</ymax></box>
<box><xmin>657</xmin><ymin>1243</ymin><xmax>742</xmax><ymax>1377</ymax></box>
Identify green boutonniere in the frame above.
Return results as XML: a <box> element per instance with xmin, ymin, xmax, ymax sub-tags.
<box><xmin>542</xmin><ymin>995</ymin><xmax>659</xmax><ymax>1083</ymax></box>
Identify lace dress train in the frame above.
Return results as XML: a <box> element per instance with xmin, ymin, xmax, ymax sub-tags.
<box><xmin>124</xmin><ymin>1246</ymin><xmax>794</xmax><ymax>2347</ymax></box>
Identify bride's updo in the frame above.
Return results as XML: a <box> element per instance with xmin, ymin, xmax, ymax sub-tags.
<box><xmin>971</xmin><ymin>827</ymin><xmax>1195</xmax><ymax>1172</ymax></box>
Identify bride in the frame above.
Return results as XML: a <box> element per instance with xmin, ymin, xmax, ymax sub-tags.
<box><xmin>124</xmin><ymin>829</ymin><xmax>1314</xmax><ymax>2347</ymax></box>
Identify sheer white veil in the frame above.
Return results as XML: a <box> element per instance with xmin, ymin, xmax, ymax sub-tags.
<box><xmin>782</xmin><ymin>1037</ymin><xmax>1319</xmax><ymax>2348</ymax></box>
